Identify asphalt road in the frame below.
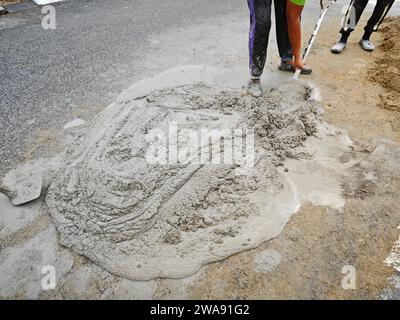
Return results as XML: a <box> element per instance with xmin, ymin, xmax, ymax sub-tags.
<box><xmin>0</xmin><ymin>0</ymin><xmax>244</xmax><ymax>172</ymax></box>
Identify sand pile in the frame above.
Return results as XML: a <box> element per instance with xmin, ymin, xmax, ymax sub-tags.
<box><xmin>45</xmin><ymin>79</ymin><xmax>320</xmax><ymax>280</ymax></box>
<box><xmin>370</xmin><ymin>17</ymin><xmax>400</xmax><ymax>112</ymax></box>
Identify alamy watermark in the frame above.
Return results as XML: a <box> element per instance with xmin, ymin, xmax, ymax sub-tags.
<box><xmin>145</xmin><ymin>122</ymin><xmax>255</xmax><ymax>175</ymax></box>
<box><xmin>341</xmin><ymin>265</ymin><xmax>356</xmax><ymax>290</ymax></box>
<box><xmin>42</xmin><ymin>5</ymin><xmax>56</xmax><ymax>30</ymax></box>
<box><xmin>41</xmin><ymin>265</ymin><xmax>56</xmax><ymax>290</ymax></box>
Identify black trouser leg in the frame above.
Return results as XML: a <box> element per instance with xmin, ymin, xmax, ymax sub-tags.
<box><xmin>340</xmin><ymin>0</ymin><xmax>369</xmax><ymax>41</ymax></box>
<box><xmin>340</xmin><ymin>0</ymin><xmax>395</xmax><ymax>42</ymax></box>
<box><xmin>363</xmin><ymin>0</ymin><xmax>395</xmax><ymax>39</ymax></box>
<box><xmin>248</xmin><ymin>0</ymin><xmax>273</xmax><ymax>78</ymax></box>
<box><xmin>274</xmin><ymin>0</ymin><xmax>293</xmax><ymax>62</ymax></box>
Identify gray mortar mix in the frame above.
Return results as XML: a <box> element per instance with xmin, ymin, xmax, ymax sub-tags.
<box><xmin>45</xmin><ymin>81</ymin><xmax>320</xmax><ymax>280</ymax></box>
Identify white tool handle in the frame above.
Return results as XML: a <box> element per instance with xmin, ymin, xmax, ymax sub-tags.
<box><xmin>293</xmin><ymin>68</ymin><xmax>301</xmax><ymax>80</ymax></box>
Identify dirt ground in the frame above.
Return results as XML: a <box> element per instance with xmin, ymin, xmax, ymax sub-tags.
<box><xmin>370</xmin><ymin>18</ymin><xmax>400</xmax><ymax>113</ymax></box>
<box><xmin>316</xmin><ymin>20</ymin><xmax>400</xmax><ymax>147</ymax></box>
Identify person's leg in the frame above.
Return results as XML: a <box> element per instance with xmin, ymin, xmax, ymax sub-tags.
<box><xmin>332</xmin><ymin>0</ymin><xmax>369</xmax><ymax>53</ymax></box>
<box><xmin>339</xmin><ymin>0</ymin><xmax>369</xmax><ymax>43</ymax></box>
<box><xmin>274</xmin><ymin>0</ymin><xmax>293</xmax><ymax>63</ymax></box>
<box><xmin>287</xmin><ymin>0</ymin><xmax>305</xmax><ymax>70</ymax></box>
<box><xmin>248</xmin><ymin>0</ymin><xmax>273</xmax><ymax>78</ymax></box>
<box><xmin>362</xmin><ymin>0</ymin><xmax>395</xmax><ymax>40</ymax></box>
<box><xmin>247</xmin><ymin>0</ymin><xmax>273</xmax><ymax>97</ymax></box>
<box><xmin>358</xmin><ymin>0</ymin><xmax>395</xmax><ymax>51</ymax></box>
<box><xmin>276</xmin><ymin>0</ymin><xmax>312</xmax><ymax>74</ymax></box>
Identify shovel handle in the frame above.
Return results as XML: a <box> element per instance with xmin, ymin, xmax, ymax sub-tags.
<box><xmin>293</xmin><ymin>68</ymin><xmax>301</xmax><ymax>80</ymax></box>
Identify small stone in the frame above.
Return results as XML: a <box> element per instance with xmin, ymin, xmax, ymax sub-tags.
<box><xmin>203</xmin><ymin>216</ymin><xmax>213</xmax><ymax>225</ymax></box>
<box><xmin>1</xmin><ymin>164</ymin><xmax>43</xmax><ymax>206</ymax></box>
<box><xmin>33</xmin><ymin>0</ymin><xmax>63</xmax><ymax>4</ymax></box>
<box><xmin>63</xmin><ymin>119</ymin><xmax>86</xmax><ymax>130</ymax></box>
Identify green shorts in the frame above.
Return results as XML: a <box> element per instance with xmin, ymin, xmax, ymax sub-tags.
<box><xmin>290</xmin><ymin>0</ymin><xmax>305</xmax><ymax>6</ymax></box>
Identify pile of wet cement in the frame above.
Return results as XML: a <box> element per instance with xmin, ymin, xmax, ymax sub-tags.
<box><xmin>45</xmin><ymin>82</ymin><xmax>320</xmax><ymax>280</ymax></box>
